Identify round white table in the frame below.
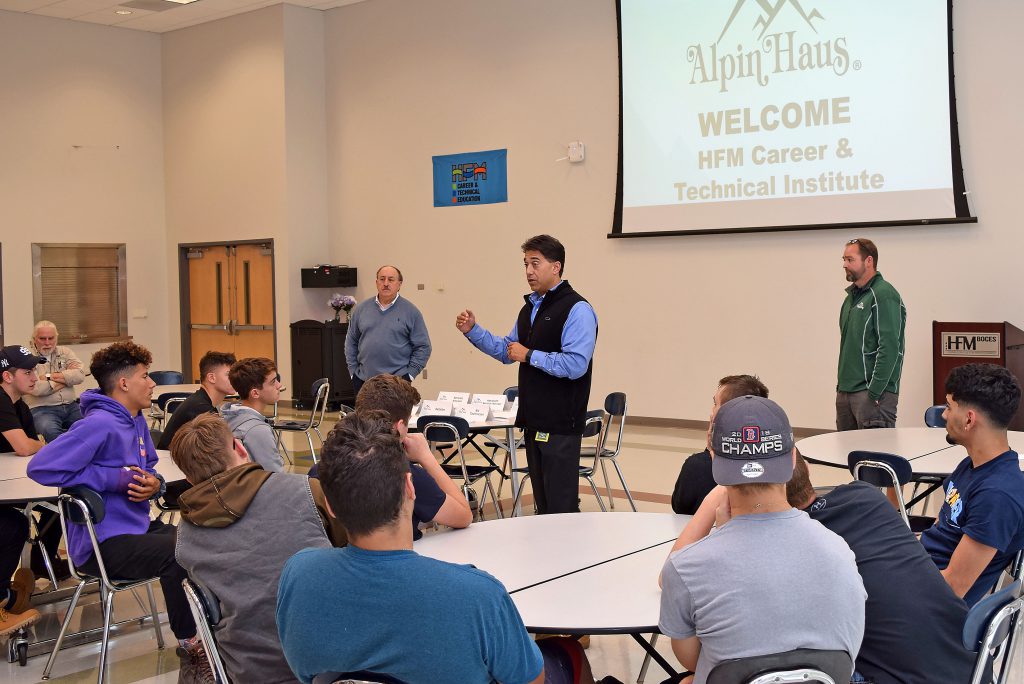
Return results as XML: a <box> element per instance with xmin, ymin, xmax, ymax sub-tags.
<box><xmin>0</xmin><ymin>449</ymin><xmax>186</xmax><ymax>504</ymax></box>
<box><xmin>796</xmin><ymin>428</ymin><xmax>1024</xmax><ymax>477</ymax></box>
<box><xmin>415</xmin><ymin>512</ymin><xmax>690</xmax><ymax>677</ymax></box>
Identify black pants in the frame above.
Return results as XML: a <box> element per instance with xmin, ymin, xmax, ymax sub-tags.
<box><xmin>78</xmin><ymin>520</ymin><xmax>196</xmax><ymax>640</ymax></box>
<box><xmin>524</xmin><ymin>430</ymin><xmax>583</xmax><ymax>514</ymax></box>
<box><xmin>0</xmin><ymin>507</ymin><xmax>30</xmax><ymax>595</ymax></box>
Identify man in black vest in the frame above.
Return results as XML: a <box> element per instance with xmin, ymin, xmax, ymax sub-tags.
<box><xmin>456</xmin><ymin>235</ymin><xmax>598</xmax><ymax>514</ymax></box>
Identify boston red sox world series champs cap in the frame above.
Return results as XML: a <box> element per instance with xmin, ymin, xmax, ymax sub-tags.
<box><xmin>711</xmin><ymin>395</ymin><xmax>795</xmax><ymax>486</ymax></box>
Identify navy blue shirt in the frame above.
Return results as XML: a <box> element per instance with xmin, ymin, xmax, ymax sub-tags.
<box><xmin>920</xmin><ymin>450</ymin><xmax>1024</xmax><ymax>606</ymax></box>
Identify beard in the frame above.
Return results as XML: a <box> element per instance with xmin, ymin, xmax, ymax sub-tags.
<box><xmin>844</xmin><ymin>270</ymin><xmax>858</xmax><ymax>282</ymax></box>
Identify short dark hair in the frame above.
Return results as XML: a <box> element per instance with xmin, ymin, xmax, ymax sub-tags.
<box><xmin>848</xmin><ymin>238</ymin><xmax>879</xmax><ymax>267</ymax></box>
<box><xmin>229</xmin><ymin>357</ymin><xmax>276</xmax><ymax>400</ymax></box>
<box><xmin>945</xmin><ymin>363</ymin><xmax>1022</xmax><ymax>428</ymax></box>
<box><xmin>376</xmin><ymin>265</ymin><xmax>404</xmax><ymax>282</ymax></box>
<box><xmin>521</xmin><ymin>235</ymin><xmax>566</xmax><ymax>276</ymax></box>
<box><xmin>785</xmin><ymin>451</ymin><xmax>815</xmax><ymax>508</ymax></box>
<box><xmin>355</xmin><ymin>374</ymin><xmax>421</xmax><ymax>425</ymax></box>
<box><xmin>90</xmin><ymin>341</ymin><xmax>153</xmax><ymax>395</ymax></box>
<box><xmin>718</xmin><ymin>374</ymin><xmax>769</xmax><ymax>404</ymax></box>
<box><xmin>169</xmin><ymin>413</ymin><xmax>236</xmax><ymax>484</ymax></box>
<box><xmin>317</xmin><ymin>410</ymin><xmax>410</xmax><ymax>537</ymax></box>
<box><xmin>199</xmin><ymin>351</ymin><xmax>236</xmax><ymax>380</ymax></box>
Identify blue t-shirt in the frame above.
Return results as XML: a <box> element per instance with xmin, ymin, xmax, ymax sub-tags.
<box><xmin>920</xmin><ymin>450</ymin><xmax>1024</xmax><ymax>606</ymax></box>
<box><xmin>276</xmin><ymin>546</ymin><xmax>543</xmax><ymax>684</ymax></box>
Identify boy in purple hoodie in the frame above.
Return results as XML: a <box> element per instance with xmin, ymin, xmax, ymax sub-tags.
<box><xmin>27</xmin><ymin>342</ymin><xmax>211</xmax><ymax>682</ymax></box>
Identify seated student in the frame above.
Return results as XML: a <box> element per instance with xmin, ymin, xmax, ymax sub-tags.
<box><xmin>920</xmin><ymin>363</ymin><xmax>1024</xmax><ymax>606</ymax></box>
<box><xmin>276</xmin><ymin>411</ymin><xmax>611</xmax><ymax>684</ymax></box>
<box><xmin>170</xmin><ymin>413</ymin><xmax>346</xmax><ymax>684</ymax></box>
<box><xmin>25</xmin><ymin>321</ymin><xmax>85</xmax><ymax>443</ymax></box>
<box><xmin>26</xmin><ymin>342</ymin><xmax>211</xmax><ymax>682</ymax></box>
<box><xmin>222</xmin><ymin>357</ymin><xmax>284</xmax><ymax>472</ymax></box>
<box><xmin>156</xmin><ymin>350</ymin><xmax>236</xmax><ymax>450</ymax></box>
<box><xmin>0</xmin><ymin>345</ymin><xmax>66</xmax><ymax>580</ymax></box>
<box><xmin>671</xmin><ymin>374</ymin><xmax>768</xmax><ymax>514</ymax></box>
<box><xmin>307</xmin><ymin>373</ymin><xmax>471</xmax><ymax>540</ymax></box>
<box><xmin>786</xmin><ymin>453</ymin><xmax>973</xmax><ymax>684</ymax></box>
<box><xmin>660</xmin><ymin>396</ymin><xmax>865</xmax><ymax>684</ymax></box>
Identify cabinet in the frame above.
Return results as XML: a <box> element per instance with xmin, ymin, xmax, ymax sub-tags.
<box><xmin>289</xmin><ymin>319</ymin><xmax>356</xmax><ymax>409</ymax></box>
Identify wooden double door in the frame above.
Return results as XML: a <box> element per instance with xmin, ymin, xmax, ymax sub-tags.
<box><xmin>183</xmin><ymin>242</ymin><xmax>276</xmax><ymax>382</ymax></box>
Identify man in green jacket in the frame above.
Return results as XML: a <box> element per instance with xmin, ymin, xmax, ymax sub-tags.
<box><xmin>837</xmin><ymin>238</ymin><xmax>906</xmax><ymax>430</ymax></box>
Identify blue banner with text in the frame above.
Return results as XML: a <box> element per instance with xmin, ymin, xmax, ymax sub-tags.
<box><xmin>433</xmin><ymin>149</ymin><xmax>508</xmax><ymax>207</ymax></box>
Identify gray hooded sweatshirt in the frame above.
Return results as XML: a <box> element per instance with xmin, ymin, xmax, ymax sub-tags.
<box><xmin>222</xmin><ymin>403</ymin><xmax>284</xmax><ymax>472</ymax></box>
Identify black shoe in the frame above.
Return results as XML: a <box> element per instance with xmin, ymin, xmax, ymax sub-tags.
<box><xmin>31</xmin><ymin>557</ymin><xmax>71</xmax><ymax>582</ymax></box>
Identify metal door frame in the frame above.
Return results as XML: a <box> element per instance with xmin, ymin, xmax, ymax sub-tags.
<box><xmin>178</xmin><ymin>239</ymin><xmax>277</xmax><ymax>381</ymax></box>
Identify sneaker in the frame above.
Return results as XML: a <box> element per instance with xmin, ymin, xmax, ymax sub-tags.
<box><xmin>0</xmin><ymin>606</ymin><xmax>40</xmax><ymax>637</ymax></box>
<box><xmin>8</xmin><ymin>569</ymin><xmax>35</xmax><ymax>614</ymax></box>
<box><xmin>176</xmin><ymin>641</ymin><xmax>216</xmax><ymax>684</ymax></box>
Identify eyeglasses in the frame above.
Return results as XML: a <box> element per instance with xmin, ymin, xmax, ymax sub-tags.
<box><xmin>847</xmin><ymin>239</ymin><xmax>861</xmax><ymax>245</ymax></box>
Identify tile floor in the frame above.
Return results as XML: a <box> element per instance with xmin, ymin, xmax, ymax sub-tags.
<box><xmin>3</xmin><ymin>416</ymin><xmax>1020</xmax><ymax>683</ymax></box>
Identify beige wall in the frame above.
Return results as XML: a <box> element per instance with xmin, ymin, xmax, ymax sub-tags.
<box><xmin>323</xmin><ymin>0</ymin><xmax>1024</xmax><ymax>429</ymax></box>
<box><xmin>0</xmin><ymin>10</ymin><xmax>169</xmax><ymax>382</ymax></box>
<box><xmin>162</xmin><ymin>4</ymin><xmax>329</xmax><ymax>395</ymax></box>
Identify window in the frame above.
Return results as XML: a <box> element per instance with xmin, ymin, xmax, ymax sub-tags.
<box><xmin>32</xmin><ymin>244</ymin><xmax>128</xmax><ymax>344</ymax></box>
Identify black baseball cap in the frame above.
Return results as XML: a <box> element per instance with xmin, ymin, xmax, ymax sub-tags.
<box><xmin>0</xmin><ymin>346</ymin><xmax>46</xmax><ymax>371</ymax></box>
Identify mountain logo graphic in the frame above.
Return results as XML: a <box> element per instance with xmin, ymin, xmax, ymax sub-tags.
<box><xmin>717</xmin><ymin>0</ymin><xmax>824</xmax><ymax>44</ymax></box>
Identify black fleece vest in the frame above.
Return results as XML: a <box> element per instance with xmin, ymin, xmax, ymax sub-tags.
<box><xmin>515</xmin><ymin>281</ymin><xmax>594</xmax><ymax>435</ymax></box>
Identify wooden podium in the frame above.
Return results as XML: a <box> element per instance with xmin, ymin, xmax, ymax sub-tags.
<box><xmin>932</xmin><ymin>321</ymin><xmax>1024</xmax><ymax>430</ymax></box>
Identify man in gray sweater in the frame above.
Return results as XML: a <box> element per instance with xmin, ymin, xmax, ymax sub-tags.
<box><xmin>345</xmin><ymin>265</ymin><xmax>431</xmax><ymax>395</ymax></box>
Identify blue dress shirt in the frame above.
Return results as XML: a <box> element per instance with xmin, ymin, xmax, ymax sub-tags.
<box><xmin>465</xmin><ymin>281</ymin><xmax>597</xmax><ymax>380</ymax></box>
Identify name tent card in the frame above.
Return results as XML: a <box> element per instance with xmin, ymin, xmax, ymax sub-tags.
<box><xmin>437</xmin><ymin>391</ymin><xmax>470</xmax><ymax>405</ymax></box>
<box><xmin>455</xmin><ymin>404</ymin><xmax>491</xmax><ymax>423</ymax></box>
<box><xmin>420</xmin><ymin>400</ymin><xmax>454</xmax><ymax>416</ymax></box>
<box><xmin>471</xmin><ymin>394</ymin><xmax>507</xmax><ymax>410</ymax></box>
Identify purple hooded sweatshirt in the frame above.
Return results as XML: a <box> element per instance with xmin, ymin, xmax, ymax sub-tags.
<box><xmin>27</xmin><ymin>389</ymin><xmax>158</xmax><ymax>566</ymax></box>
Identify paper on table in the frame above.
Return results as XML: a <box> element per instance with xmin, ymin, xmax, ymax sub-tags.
<box><xmin>420</xmin><ymin>400</ymin><xmax>454</xmax><ymax>416</ymax></box>
<box><xmin>437</xmin><ymin>391</ymin><xmax>470</xmax><ymax>405</ymax></box>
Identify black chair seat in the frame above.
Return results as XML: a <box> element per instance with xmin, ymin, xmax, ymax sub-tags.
<box><xmin>441</xmin><ymin>464</ymin><xmax>501</xmax><ymax>481</ymax></box>
<box><xmin>271</xmin><ymin>420</ymin><xmax>310</xmax><ymax>431</ymax></box>
<box><xmin>909</xmin><ymin>515</ymin><xmax>936</xmax><ymax>534</ymax></box>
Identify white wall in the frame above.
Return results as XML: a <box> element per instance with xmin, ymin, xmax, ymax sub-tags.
<box><xmin>0</xmin><ymin>10</ymin><xmax>169</xmax><ymax>381</ymax></box>
<box><xmin>323</xmin><ymin>0</ymin><xmax>1024</xmax><ymax>429</ymax></box>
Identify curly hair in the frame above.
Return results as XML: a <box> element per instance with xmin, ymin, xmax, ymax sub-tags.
<box><xmin>945</xmin><ymin>363</ymin><xmax>1022</xmax><ymax>428</ymax></box>
<box><xmin>90</xmin><ymin>341</ymin><xmax>152</xmax><ymax>395</ymax></box>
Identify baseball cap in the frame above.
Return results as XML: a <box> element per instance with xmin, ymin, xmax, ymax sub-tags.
<box><xmin>711</xmin><ymin>395</ymin><xmax>795</xmax><ymax>486</ymax></box>
<box><xmin>0</xmin><ymin>345</ymin><xmax>46</xmax><ymax>371</ymax></box>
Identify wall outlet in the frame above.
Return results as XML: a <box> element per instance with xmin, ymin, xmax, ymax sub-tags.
<box><xmin>568</xmin><ymin>141</ymin><xmax>585</xmax><ymax>163</ymax></box>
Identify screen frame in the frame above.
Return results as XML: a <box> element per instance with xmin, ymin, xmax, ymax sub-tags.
<box><xmin>609</xmin><ymin>0</ymin><xmax>977</xmax><ymax>239</ymax></box>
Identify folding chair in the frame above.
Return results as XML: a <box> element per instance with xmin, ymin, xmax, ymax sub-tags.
<box><xmin>583</xmin><ymin>392</ymin><xmax>636</xmax><ymax>511</ymax></box>
<box><xmin>182</xmin><ymin>578</ymin><xmax>230</xmax><ymax>684</ymax></box>
<box><xmin>848</xmin><ymin>450</ymin><xmax>935</xmax><ymax>533</ymax></box>
<box><xmin>963</xmin><ymin>579</ymin><xmax>1024</xmax><ymax>684</ymax></box>
<box><xmin>417</xmin><ymin>415</ymin><xmax>503</xmax><ymax>521</ymax></box>
<box><xmin>706</xmin><ymin>648</ymin><xmax>852</xmax><ymax>684</ymax></box>
<box><xmin>509</xmin><ymin>409</ymin><xmax>607</xmax><ymax>516</ymax></box>
<box><xmin>42</xmin><ymin>486</ymin><xmax>165</xmax><ymax>683</ymax></box>
<box><xmin>149</xmin><ymin>370</ymin><xmax>184</xmax><ymax>385</ymax></box>
<box><xmin>271</xmin><ymin>378</ymin><xmax>330</xmax><ymax>463</ymax></box>
<box><xmin>924</xmin><ymin>404</ymin><xmax>947</xmax><ymax>427</ymax></box>
<box><xmin>149</xmin><ymin>391</ymin><xmax>191</xmax><ymax>430</ymax></box>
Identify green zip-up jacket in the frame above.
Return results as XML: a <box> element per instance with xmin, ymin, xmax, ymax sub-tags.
<box><xmin>837</xmin><ymin>272</ymin><xmax>906</xmax><ymax>400</ymax></box>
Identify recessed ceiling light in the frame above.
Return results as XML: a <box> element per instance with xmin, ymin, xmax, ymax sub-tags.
<box><xmin>115</xmin><ymin>8</ymin><xmax>133</xmax><ymax>13</ymax></box>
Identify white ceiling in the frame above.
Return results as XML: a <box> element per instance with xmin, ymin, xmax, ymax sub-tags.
<box><xmin>0</xmin><ymin>0</ymin><xmax>366</xmax><ymax>33</ymax></box>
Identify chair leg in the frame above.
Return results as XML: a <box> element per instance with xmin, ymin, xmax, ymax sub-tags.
<box><xmin>611</xmin><ymin>459</ymin><xmax>638</xmax><ymax>512</ymax></box>
<box><xmin>637</xmin><ymin>634</ymin><xmax>658</xmax><ymax>683</ymax></box>
<box><xmin>42</xmin><ymin>580</ymin><xmax>88</xmax><ymax>679</ymax></box>
<box><xmin>496</xmin><ymin>452</ymin><xmax>512</xmax><ymax>500</ymax></box>
<box><xmin>97</xmin><ymin>586</ymin><xmax>116</xmax><ymax>684</ymax></box>
<box><xmin>275</xmin><ymin>431</ymin><xmax>293</xmax><ymax>466</ymax></box>
<box><xmin>511</xmin><ymin>474</ymin><xmax>530</xmax><ymax>518</ymax></box>
<box><xmin>33</xmin><ymin>538</ymin><xmax>59</xmax><ymax>588</ymax></box>
<box><xmin>305</xmin><ymin>430</ymin><xmax>317</xmax><ymax>463</ymax></box>
<box><xmin>598</xmin><ymin>457</ymin><xmax>614</xmax><ymax>509</ymax></box>
<box><xmin>584</xmin><ymin>475</ymin><xmax>607</xmax><ymax>512</ymax></box>
<box><xmin>483</xmin><ymin>476</ymin><xmax>504</xmax><ymax>520</ymax></box>
<box><xmin>997</xmin><ymin>612</ymin><xmax>1021</xmax><ymax>684</ymax></box>
<box><xmin>313</xmin><ymin>426</ymin><xmax>325</xmax><ymax>447</ymax></box>
<box><xmin>145</xmin><ymin>582</ymin><xmax>165</xmax><ymax>648</ymax></box>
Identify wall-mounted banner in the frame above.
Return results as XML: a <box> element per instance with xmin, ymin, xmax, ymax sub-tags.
<box><xmin>433</xmin><ymin>149</ymin><xmax>508</xmax><ymax>207</ymax></box>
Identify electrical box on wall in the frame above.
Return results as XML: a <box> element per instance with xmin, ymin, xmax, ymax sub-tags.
<box><xmin>301</xmin><ymin>265</ymin><xmax>357</xmax><ymax>288</ymax></box>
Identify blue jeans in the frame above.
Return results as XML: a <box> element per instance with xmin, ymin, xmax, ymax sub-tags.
<box><xmin>31</xmin><ymin>402</ymin><xmax>82</xmax><ymax>443</ymax></box>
